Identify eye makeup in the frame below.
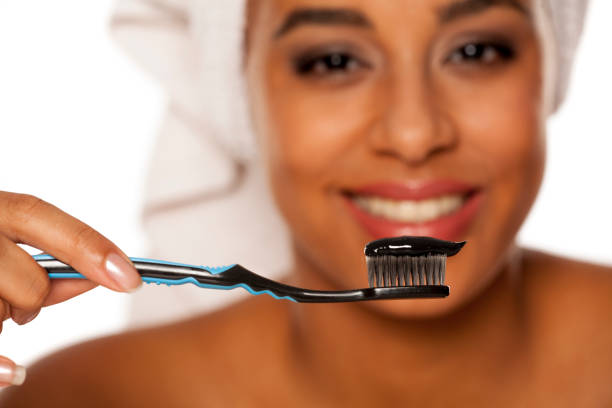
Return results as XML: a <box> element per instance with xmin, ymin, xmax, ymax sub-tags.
<box><xmin>440</xmin><ymin>30</ymin><xmax>520</xmax><ymax>71</ymax></box>
<box><xmin>446</xmin><ymin>41</ymin><xmax>516</xmax><ymax>64</ymax></box>
<box><xmin>290</xmin><ymin>42</ymin><xmax>374</xmax><ymax>80</ymax></box>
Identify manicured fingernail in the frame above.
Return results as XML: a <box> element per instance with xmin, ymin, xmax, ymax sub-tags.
<box><xmin>12</xmin><ymin>366</ymin><xmax>26</xmax><ymax>385</ymax></box>
<box><xmin>14</xmin><ymin>309</ymin><xmax>39</xmax><ymax>326</ymax></box>
<box><xmin>0</xmin><ymin>362</ymin><xmax>26</xmax><ymax>386</ymax></box>
<box><xmin>23</xmin><ymin>310</ymin><xmax>39</xmax><ymax>324</ymax></box>
<box><xmin>105</xmin><ymin>253</ymin><xmax>141</xmax><ymax>292</ymax></box>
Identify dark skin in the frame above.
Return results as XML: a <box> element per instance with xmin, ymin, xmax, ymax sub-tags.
<box><xmin>2</xmin><ymin>0</ymin><xmax>612</xmax><ymax>406</ymax></box>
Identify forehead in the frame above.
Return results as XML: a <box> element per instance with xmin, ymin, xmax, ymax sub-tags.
<box><xmin>264</xmin><ymin>0</ymin><xmax>447</xmax><ymax>14</ymax></box>
<box><xmin>251</xmin><ymin>0</ymin><xmax>532</xmax><ymax>28</ymax></box>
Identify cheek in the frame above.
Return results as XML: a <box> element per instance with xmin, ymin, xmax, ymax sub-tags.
<box><xmin>442</xmin><ymin>69</ymin><xmax>544</xmax><ymax>197</ymax></box>
<box><xmin>459</xmin><ymin>92</ymin><xmax>544</xmax><ymax>187</ymax></box>
<box><xmin>443</xmin><ymin>44</ymin><xmax>545</xmax><ymax>182</ymax></box>
<box><xmin>262</xmin><ymin>67</ymin><xmax>377</xmax><ymax>179</ymax></box>
<box><xmin>471</xmin><ymin>90</ymin><xmax>541</xmax><ymax>172</ymax></box>
<box><xmin>435</xmin><ymin>60</ymin><xmax>546</xmax><ymax>306</ymax></box>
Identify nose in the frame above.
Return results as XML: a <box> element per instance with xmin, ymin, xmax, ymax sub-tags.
<box><xmin>368</xmin><ymin>75</ymin><xmax>456</xmax><ymax>165</ymax></box>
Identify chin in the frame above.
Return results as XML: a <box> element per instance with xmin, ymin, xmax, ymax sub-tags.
<box><xmin>359</xmin><ymin>279</ymin><xmax>484</xmax><ymax>320</ymax></box>
<box><xmin>355</xmin><ymin>237</ymin><xmax>515</xmax><ymax>320</ymax></box>
<box><xmin>362</xmin><ymin>297</ymin><xmax>462</xmax><ymax>320</ymax></box>
<box><xmin>358</xmin><ymin>272</ymin><xmax>482</xmax><ymax>321</ymax></box>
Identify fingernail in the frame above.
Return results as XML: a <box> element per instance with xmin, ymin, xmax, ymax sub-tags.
<box><xmin>105</xmin><ymin>253</ymin><xmax>141</xmax><ymax>292</ymax></box>
<box><xmin>23</xmin><ymin>310</ymin><xmax>39</xmax><ymax>324</ymax></box>
<box><xmin>14</xmin><ymin>309</ymin><xmax>40</xmax><ymax>326</ymax></box>
<box><xmin>0</xmin><ymin>362</ymin><xmax>26</xmax><ymax>386</ymax></box>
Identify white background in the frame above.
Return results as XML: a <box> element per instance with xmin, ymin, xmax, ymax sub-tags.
<box><xmin>0</xmin><ymin>0</ymin><xmax>611</xmax><ymax>368</ymax></box>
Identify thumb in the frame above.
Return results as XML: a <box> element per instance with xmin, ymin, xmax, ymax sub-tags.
<box><xmin>0</xmin><ymin>356</ymin><xmax>26</xmax><ymax>388</ymax></box>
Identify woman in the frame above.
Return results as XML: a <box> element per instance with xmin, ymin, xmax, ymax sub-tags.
<box><xmin>1</xmin><ymin>0</ymin><xmax>610</xmax><ymax>406</ymax></box>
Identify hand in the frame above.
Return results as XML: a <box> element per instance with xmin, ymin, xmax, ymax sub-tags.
<box><xmin>0</xmin><ymin>191</ymin><xmax>141</xmax><ymax>387</ymax></box>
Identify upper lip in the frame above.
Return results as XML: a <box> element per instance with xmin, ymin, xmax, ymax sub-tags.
<box><xmin>346</xmin><ymin>180</ymin><xmax>478</xmax><ymax>201</ymax></box>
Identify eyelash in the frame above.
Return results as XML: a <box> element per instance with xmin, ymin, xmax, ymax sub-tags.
<box><xmin>293</xmin><ymin>51</ymin><xmax>368</xmax><ymax>77</ymax></box>
<box><xmin>445</xmin><ymin>42</ymin><xmax>516</xmax><ymax>65</ymax></box>
<box><xmin>292</xmin><ymin>41</ymin><xmax>515</xmax><ymax>78</ymax></box>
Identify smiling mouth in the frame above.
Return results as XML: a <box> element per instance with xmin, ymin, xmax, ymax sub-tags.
<box><xmin>350</xmin><ymin>193</ymin><xmax>468</xmax><ymax>223</ymax></box>
<box><xmin>341</xmin><ymin>181</ymin><xmax>483</xmax><ymax>241</ymax></box>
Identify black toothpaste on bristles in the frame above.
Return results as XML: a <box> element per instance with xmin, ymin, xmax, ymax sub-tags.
<box><xmin>364</xmin><ymin>236</ymin><xmax>465</xmax><ymax>288</ymax></box>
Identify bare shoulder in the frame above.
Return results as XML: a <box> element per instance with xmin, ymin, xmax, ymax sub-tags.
<box><xmin>523</xmin><ymin>248</ymin><xmax>612</xmax><ymax>312</ymax></box>
<box><xmin>0</xmin><ymin>296</ymin><xmax>290</xmax><ymax>407</ymax></box>
<box><xmin>522</xmin><ymin>249</ymin><xmax>612</xmax><ymax>386</ymax></box>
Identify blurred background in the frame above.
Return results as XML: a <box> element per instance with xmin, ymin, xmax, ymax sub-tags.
<box><xmin>0</xmin><ymin>0</ymin><xmax>610</xmax><ymax>366</ymax></box>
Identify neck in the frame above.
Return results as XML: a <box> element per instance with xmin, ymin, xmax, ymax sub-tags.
<box><xmin>287</xmin><ymin>245</ymin><xmax>528</xmax><ymax>402</ymax></box>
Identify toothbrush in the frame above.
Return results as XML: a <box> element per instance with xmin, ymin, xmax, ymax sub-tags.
<box><xmin>36</xmin><ymin>236</ymin><xmax>465</xmax><ymax>303</ymax></box>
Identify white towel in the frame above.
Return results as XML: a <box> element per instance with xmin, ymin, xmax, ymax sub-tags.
<box><xmin>109</xmin><ymin>0</ymin><xmax>589</xmax><ymax>326</ymax></box>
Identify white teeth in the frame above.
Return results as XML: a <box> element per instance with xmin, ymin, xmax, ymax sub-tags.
<box><xmin>353</xmin><ymin>194</ymin><xmax>465</xmax><ymax>223</ymax></box>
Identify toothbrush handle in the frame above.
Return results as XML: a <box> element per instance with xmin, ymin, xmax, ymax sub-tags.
<box><xmin>34</xmin><ymin>254</ymin><xmax>235</xmax><ymax>281</ymax></box>
<box><xmin>35</xmin><ymin>255</ymin><xmax>297</xmax><ymax>299</ymax></box>
<box><xmin>35</xmin><ymin>254</ymin><xmax>302</xmax><ymax>301</ymax></box>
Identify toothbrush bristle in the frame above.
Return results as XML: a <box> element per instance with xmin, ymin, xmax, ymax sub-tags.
<box><xmin>366</xmin><ymin>254</ymin><xmax>447</xmax><ymax>288</ymax></box>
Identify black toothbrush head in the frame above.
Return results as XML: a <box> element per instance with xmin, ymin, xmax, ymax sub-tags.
<box><xmin>364</xmin><ymin>236</ymin><xmax>466</xmax><ymax>288</ymax></box>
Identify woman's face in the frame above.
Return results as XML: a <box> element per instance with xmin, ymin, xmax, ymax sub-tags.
<box><xmin>245</xmin><ymin>0</ymin><xmax>544</xmax><ymax>317</ymax></box>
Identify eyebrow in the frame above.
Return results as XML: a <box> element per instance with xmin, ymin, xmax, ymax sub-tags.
<box><xmin>439</xmin><ymin>0</ymin><xmax>529</xmax><ymax>23</ymax></box>
<box><xmin>274</xmin><ymin>8</ymin><xmax>372</xmax><ymax>38</ymax></box>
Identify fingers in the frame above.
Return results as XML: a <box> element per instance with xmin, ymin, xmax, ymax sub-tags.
<box><xmin>0</xmin><ymin>234</ymin><xmax>49</xmax><ymax>324</ymax></box>
<box><xmin>0</xmin><ymin>192</ymin><xmax>137</xmax><ymax>391</ymax></box>
<box><xmin>0</xmin><ymin>192</ymin><xmax>141</xmax><ymax>292</ymax></box>
<box><xmin>43</xmin><ymin>279</ymin><xmax>98</xmax><ymax>306</ymax></box>
<box><xmin>0</xmin><ymin>300</ymin><xmax>9</xmax><ymax>321</ymax></box>
<box><xmin>0</xmin><ymin>356</ymin><xmax>26</xmax><ymax>388</ymax></box>
<box><xmin>0</xmin><ymin>234</ymin><xmax>100</xmax><ymax>322</ymax></box>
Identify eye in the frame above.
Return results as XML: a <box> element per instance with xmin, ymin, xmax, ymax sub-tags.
<box><xmin>293</xmin><ymin>51</ymin><xmax>366</xmax><ymax>76</ymax></box>
<box><xmin>446</xmin><ymin>42</ymin><xmax>515</xmax><ymax>65</ymax></box>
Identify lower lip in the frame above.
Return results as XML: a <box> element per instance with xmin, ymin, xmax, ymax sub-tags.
<box><xmin>343</xmin><ymin>192</ymin><xmax>483</xmax><ymax>242</ymax></box>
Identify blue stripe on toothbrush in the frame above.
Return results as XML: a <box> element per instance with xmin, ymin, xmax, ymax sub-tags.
<box><xmin>39</xmin><ymin>254</ymin><xmax>291</xmax><ymax>301</ymax></box>
<box><xmin>48</xmin><ymin>272</ymin><xmax>86</xmax><ymax>279</ymax></box>
<box><xmin>34</xmin><ymin>254</ymin><xmax>236</xmax><ymax>275</ymax></box>
<box><xmin>129</xmin><ymin>257</ymin><xmax>236</xmax><ymax>274</ymax></box>
<box><xmin>141</xmin><ymin>276</ymin><xmax>297</xmax><ymax>302</ymax></box>
<box><xmin>45</xmin><ymin>272</ymin><xmax>297</xmax><ymax>302</ymax></box>
<box><xmin>33</xmin><ymin>254</ymin><xmax>55</xmax><ymax>261</ymax></box>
